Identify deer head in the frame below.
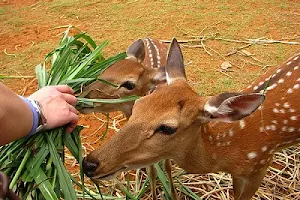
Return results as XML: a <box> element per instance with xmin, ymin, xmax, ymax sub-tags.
<box><xmin>83</xmin><ymin>39</ymin><xmax>274</xmax><ymax>199</ymax></box>
<box><xmin>78</xmin><ymin>38</ymin><xmax>167</xmax><ymax>118</ymax></box>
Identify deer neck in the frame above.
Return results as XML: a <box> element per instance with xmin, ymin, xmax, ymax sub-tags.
<box><xmin>173</xmin><ymin>124</ymin><xmax>221</xmax><ymax>174</ymax></box>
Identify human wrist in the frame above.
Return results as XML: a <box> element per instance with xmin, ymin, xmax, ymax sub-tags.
<box><xmin>19</xmin><ymin>96</ymin><xmax>47</xmax><ymax>136</ymax></box>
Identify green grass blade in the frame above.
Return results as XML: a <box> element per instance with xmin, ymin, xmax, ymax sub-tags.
<box><xmin>35</xmin><ymin>63</ymin><xmax>49</xmax><ymax>88</ymax></box>
<box><xmin>77</xmin><ymin>95</ymin><xmax>140</xmax><ymax>105</ymax></box>
<box><xmin>9</xmin><ymin>148</ymin><xmax>31</xmax><ymax>189</ymax></box>
<box><xmin>154</xmin><ymin>163</ymin><xmax>172</xmax><ymax>200</ymax></box>
<box><xmin>46</xmin><ymin>134</ymin><xmax>77</xmax><ymax>200</ymax></box>
<box><xmin>32</xmin><ymin>167</ymin><xmax>59</xmax><ymax>200</ymax></box>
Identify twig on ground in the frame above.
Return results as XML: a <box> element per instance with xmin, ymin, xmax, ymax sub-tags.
<box><xmin>226</xmin><ymin>44</ymin><xmax>252</xmax><ymax>57</ymax></box>
<box><xmin>49</xmin><ymin>25</ymin><xmax>72</xmax><ymax>31</ymax></box>
<box><xmin>20</xmin><ymin>78</ymin><xmax>37</xmax><ymax>95</ymax></box>
<box><xmin>216</xmin><ymin>69</ymin><xmax>233</xmax><ymax>78</ymax></box>
<box><xmin>3</xmin><ymin>49</ymin><xmax>17</xmax><ymax>57</ymax></box>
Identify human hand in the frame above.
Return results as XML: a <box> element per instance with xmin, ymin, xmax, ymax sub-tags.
<box><xmin>28</xmin><ymin>85</ymin><xmax>79</xmax><ymax>133</ymax></box>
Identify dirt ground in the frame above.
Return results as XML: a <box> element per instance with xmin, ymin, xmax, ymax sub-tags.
<box><xmin>1</xmin><ymin>0</ymin><xmax>300</xmax><ymax>199</ymax></box>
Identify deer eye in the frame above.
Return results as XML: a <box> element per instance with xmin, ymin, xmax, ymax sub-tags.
<box><xmin>120</xmin><ymin>81</ymin><xmax>136</xmax><ymax>90</ymax></box>
<box><xmin>155</xmin><ymin>125</ymin><xmax>177</xmax><ymax>135</ymax></box>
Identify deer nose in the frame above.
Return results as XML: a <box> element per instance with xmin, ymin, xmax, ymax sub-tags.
<box><xmin>82</xmin><ymin>157</ymin><xmax>99</xmax><ymax>177</ymax></box>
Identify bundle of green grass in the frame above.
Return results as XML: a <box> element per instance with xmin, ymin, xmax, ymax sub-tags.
<box><xmin>0</xmin><ymin>26</ymin><xmax>138</xmax><ymax>199</ymax></box>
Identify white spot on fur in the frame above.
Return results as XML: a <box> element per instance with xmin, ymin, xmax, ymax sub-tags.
<box><xmin>294</xmin><ymin>56</ymin><xmax>299</xmax><ymax>61</ymax></box>
<box><xmin>253</xmin><ymin>86</ymin><xmax>258</xmax><ymax>90</ymax></box>
<box><xmin>276</xmin><ymin>69</ymin><xmax>282</xmax><ymax>73</ymax></box>
<box><xmin>294</xmin><ymin>66</ymin><xmax>299</xmax><ymax>70</ymax></box>
<box><xmin>261</xmin><ymin>146</ymin><xmax>268</xmax><ymax>152</ymax></box>
<box><xmin>259</xmin><ymin>126</ymin><xmax>264</xmax><ymax>132</ymax></box>
<box><xmin>150</xmin><ymin>38</ymin><xmax>161</xmax><ymax>68</ymax></box>
<box><xmin>247</xmin><ymin>152</ymin><xmax>257</xmax><ymax>159</ymax></box>
<box><xmin>287</xmin><ymin>61</ymin><xmax>292</xmax><ymax>65</ymax></box>
<box><xmin>270</xmin><ymin>125</ymin><xmax>277</xmax><ymax>131</ymax></box>
<box><xmin>281</xmin><ymin>126</ymin><xmax>287</xmax><ymax>132</ymax></box>
<box><xmin>267</xmin><ymin>83</ymin><xmax>277</xmax><ymax>90</ymax></box>
<box><xmin>289</xmin><ymin>109</ymin><xmax>296</xmax><ymax>113</ymax></box>
<box><xmin>279</xmin><ymin>109</ymin><xmax>286</xmax><ymax>114</ymax></box>
<box><xmin>273</xmin><ymin>108</ymin><xmax>279</xmax><ymax>113</ymax></box>
<box><xmin>278</xmin><ymin>78</ymin><xmax>284</xmax><ymax>84</ymax></box>
<box><xmin>283</xmin><ymin>102</ymin><xmax>290</xmax><ymax>108</ymax></box>
<box><xmin>291</xmin><ymin>116</ymin><xmax>297</xmax><ymax>121</ymax></box>
<box><xmin>259</xmin><ymin>159</ymin><xmax>266</xmax><ymax>165</ymax></box>
<box><xmin>258</xmin><ymin>81</ymin><xmax>264</xmax><ymax>86</ymax></box>
<box><xmin>287</xmin><ymin>88</ymin><xmax>293</xmax><ymax>94</ymax></box>
<box><xmin>293</xmin><ymin>84</ymin><xmax>300</xmax><ymax>89</ymax></box>
<box><xmin>286</xmin><ymin>71</ymin><xmax>292</xmax><ymax>76</ymax></box>
<box><xmin>271</xmin><ymin>120</ymin><xmax>278</xmax><ymax>124</ymax></box>
<box><xmin>239</xmin><ymin>120</ymin><xmax>246</xmax><ymax>129</ymax></box>
<box><xmin>228</xmin><ymin>129</ymin><xmax>234</xmax><ymax>137</ymax></box>
<box><xmin>288</xmin><ymin>127</ymin><xmax>295</xmax><ymax>132</ymax></box>
<box><xmin>275</xmin><ymin>103</ymin><xmax>280</xmax><ymax>107</ymax></box>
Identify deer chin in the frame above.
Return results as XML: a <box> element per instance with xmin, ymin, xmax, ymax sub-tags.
<box><xmin>94</xmin><ymin>163</ymin><xmax>152</xmax><ymax>180</ymax></box>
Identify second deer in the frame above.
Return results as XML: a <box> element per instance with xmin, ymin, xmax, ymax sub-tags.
<box><xmin>83</xmin><ymin>38</ymin><xmax>300</xmax><ymax>199</ymax></box>
<box><xmin>78</xmin><ymin>38</ymin><xmax>167</xmax><ymax>118</ymax></box>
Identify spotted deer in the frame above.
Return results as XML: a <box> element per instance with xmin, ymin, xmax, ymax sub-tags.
<box><xmin>82</xmin><ymin>38</ymin><xmax>300</xmax><ymax>199</ymax></box>
<box><xmin>78</xmin><ymin>38</ymin><xmax>168</xmax><ymax>118</ymax></box>
<box><xmin>79</xmin><ymin>38</ymin><xmax>178</xmax><ymax>199</ymax></box>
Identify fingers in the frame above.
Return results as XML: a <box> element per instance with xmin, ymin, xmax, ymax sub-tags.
<box><xmin>62</xmin><ymin>93</ymin><xmax>77</xmax><ymax>106</ymax></box>
<box><xmin>68</xmin><ymin>104</ymin><xmax>78</xmax><ymax>114</ymax></box>
<box><xmin>66</xmin><ymin>112</ymin><xmax>79</xmax><ymax>133</ymax></box>
<box><xmin>54</xmin><ymin>85</ymin><xmax>75</xmax><ymax>95</ymax></box>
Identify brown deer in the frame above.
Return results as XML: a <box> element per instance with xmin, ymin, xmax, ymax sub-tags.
<box><xmin>79</xmin><ymin>38</ymin><xmax>178</xmax><ymax>199</ymax></box>
<box><xmin>82</xmin><ymin>38</ymin><xmax>300</xmax><ymax>199</ymax></box>
<box><xmin>78</xmin><ymin>38</ymin><xmax>168</xmax><ymax>118</ymax></box>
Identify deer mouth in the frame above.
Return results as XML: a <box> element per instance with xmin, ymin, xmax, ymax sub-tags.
<box><xmin>94</xmin><ymin>167</ymin><xmax>128</xmax><ymax>180</ymax></box>
<box><xmin>95</xmin><ymin>163</ymin><xmax>151</xmax><ymax>180</ymax></box>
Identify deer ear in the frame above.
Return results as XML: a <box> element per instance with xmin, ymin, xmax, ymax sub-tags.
<box><xmin>165</xmin><ymin>38</ymin><xmax>187</xmax><ymax>84</ymax></box>
<box><xmin>126</xmin><ymin>39</ymin><xmax>145</xmax><ymax>63</ymax></box>
<box><xmin>203</xmin><ymin>93</ymin><xmax>265</xmax><ymax>122</ymax></box>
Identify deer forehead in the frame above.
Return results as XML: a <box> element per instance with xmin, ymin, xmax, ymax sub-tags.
<box><xmin>101</xmin><ymin>59</ymin><xmax>145</xmax><ymax>81</ymax></box>
<box><xmin>131</xmin><ymin>82</ymin><xmax>204</xmax><ymax>121</ymax></box>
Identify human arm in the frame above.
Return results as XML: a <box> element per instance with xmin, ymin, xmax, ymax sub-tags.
<box><xmin>0</xmin><ymin>83</ymin><xmax>79</xmax><ymax>145</ymax></box>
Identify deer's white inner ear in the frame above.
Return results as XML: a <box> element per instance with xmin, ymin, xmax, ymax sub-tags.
<box><xmin>166</xmin><ymin>70</ymin><xmax>171</xmax><ymax>85</ymax></box>
<box><xmin>203</xmin><ymin>103</ymin><xmax>218</xmax><ymax>114</ymax></box>
<box><xmin>203</xmin><ymin>93</ymin><xmax>265</xmax><ymax>122</ymax></box>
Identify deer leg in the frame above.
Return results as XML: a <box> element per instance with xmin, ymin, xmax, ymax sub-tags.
<box><xmin>232</xmin><ymin>168</ymin><xmax>267</xmax><ymax>200</ymax></box>
<box><xmin>164</xmin><ymin>159</ymin><xmax>178</xmax><ymax>200</ymax></box>
<box><xmin>146</xmin><ymin>165</ymin><xmax>157</xmax><ymax>200</ymax></box>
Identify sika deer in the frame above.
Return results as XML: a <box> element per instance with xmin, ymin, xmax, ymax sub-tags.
<box><xmin>83</xmin><ymin>38</ymin><xmax>300</xmax><ymax>199</ymax></box>
<box><xmin>78</xmin><ymin>38</ymin><xmax>168</xmax><ymax>118</ymax></box>
<box><xmin>80</xmin><ymin>38</ymin><xmax>178</xmax><ymax>199</ymax></box>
